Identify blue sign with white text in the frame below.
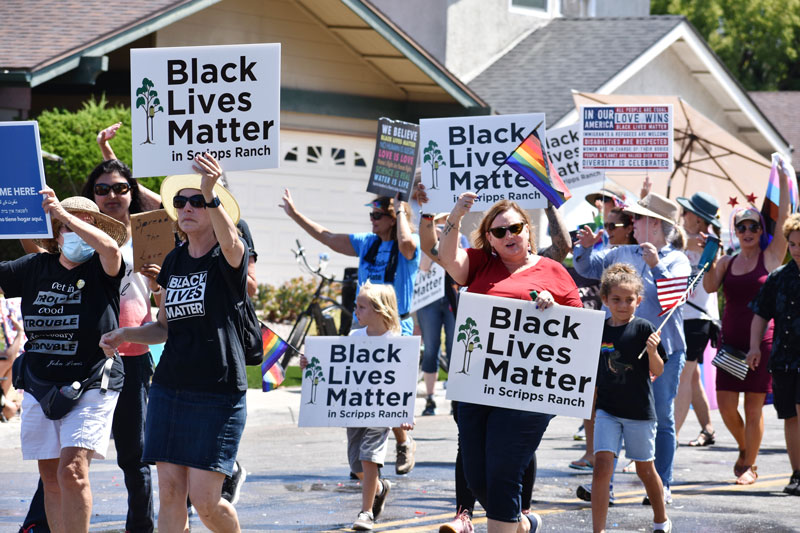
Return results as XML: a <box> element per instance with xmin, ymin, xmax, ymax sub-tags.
<box><xmin>0</xmin><ymin>122</ymin><xmax>51</xmax><ymax>239</ymax></box>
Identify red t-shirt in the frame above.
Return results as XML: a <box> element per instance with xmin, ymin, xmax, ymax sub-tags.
<box><xmin>465</xmin><ymin>248</ymin><xmax>582</xmax><ymax>308</ymax></box>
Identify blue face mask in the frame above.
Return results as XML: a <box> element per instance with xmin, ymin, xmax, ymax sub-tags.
<box><xmin>60</xmin><ymin>232</ymin><xmax>95</xmax><ymax>263</ymax></box>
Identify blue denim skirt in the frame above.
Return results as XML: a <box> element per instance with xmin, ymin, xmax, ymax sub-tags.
<box><xmin>143</xmin><ymin>382</ymin><xmax>246</xmax><ymax>476</ymax></box>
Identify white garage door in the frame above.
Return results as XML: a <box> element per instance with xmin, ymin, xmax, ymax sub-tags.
<box><xmin>224</xmin><ymin>129</ymin><xmax>377</xmax><ymax>286</ymax></box>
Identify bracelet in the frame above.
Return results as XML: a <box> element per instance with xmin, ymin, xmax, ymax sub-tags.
<box><xmin>420</xmin><ymin>213</ymin><xmax>435</xmax><ymax>220</ymax></box>
<box><xmin>395</xmin><ymin>209</ymin><xmax>406</xmax><ymax>215</ymax></box>
<box><xmin>152</xmin><ymin>286</ymin><xmax>163</xmax><ymax>295</ymax></box>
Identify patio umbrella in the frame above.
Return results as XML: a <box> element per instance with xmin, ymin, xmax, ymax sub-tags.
<box><xmin>571</xmin><ymin>92</ymin><xmax>772</xmax><ymax>225</ymax></box>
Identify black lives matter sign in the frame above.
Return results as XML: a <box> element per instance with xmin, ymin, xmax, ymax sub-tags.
<box><xmin>367</xmin><ymin>118</ymin><xmax>420</xmax><ymax>201</ymax></box>
<box><xmin>130</xmin><ymin>43</ymin><xmax>280</xmax><ymax>177</ymax></box>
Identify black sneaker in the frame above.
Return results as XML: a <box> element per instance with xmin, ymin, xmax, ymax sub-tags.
<box><xmin>221</xmin><ymin>461</ymin><xmax>247</xmax><ymax>505</ymax></box>
<box><xmin>372</xmin><ymin>478</ymin><xmax>391</xmax><ymax>519</ymax></box>
<box><xmin>784</xmin><ymin>470</ymin><xmax>800</xmax><ymax>495</ymax></box>
<box><xmin>422</xmin><ymin>396</ymin><xmax>436</xmax><ymax>416</ymax></box>
<box><xmin>576</xmin><ymin>483</ymin><xmax>615</xmax><ymax>506</ymax></box>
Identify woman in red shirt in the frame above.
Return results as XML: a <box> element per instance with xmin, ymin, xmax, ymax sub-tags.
<box><xmin>438</xmin><ymin>193</ymin><xmax>581</xmax><ymax>533</ymax></box>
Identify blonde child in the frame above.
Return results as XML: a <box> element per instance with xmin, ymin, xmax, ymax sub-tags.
<box><xmin>592</xmin><ymin>264</ymin><xmax>671</xmax><ymax>533</ymax></box>
<box><xmin>301</xmin><ymin>280</ymin><xmax>413</xmax><ymax>531</ymax></box>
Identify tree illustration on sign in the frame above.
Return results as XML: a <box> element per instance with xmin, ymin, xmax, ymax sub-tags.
<box><xmin>135</xmin><ymin>78</ymin><xmax>164</xmax><ymax>145</ymax></box>
<box><xmin>456</xmin><ymin>317</ymin><xmax>482</xmax><ymax>374</ymax></box>
<box><xmin>304</xmin><ymin>356</ymin><xmax>325</xmax><ymax>404</ymax></box>
<box><xmin>423</xmin><ymin>140</ymin><xmax>446</xmax><ymax>189</ymax></box>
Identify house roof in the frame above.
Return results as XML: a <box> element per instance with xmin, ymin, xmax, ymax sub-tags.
<box><xmin>749</xmin><ymin>91</ymin><xmax>800</xmax><ymax>154</ymax></box>
<box><xmin>469</xmin><ymin>16</ymin><xmax>684</xmax><ymax>125</ymax></box>
<box><xmin>0</xmin><ymin>0</ymin><xmax>487</xmax><ymax>111</ymax></box>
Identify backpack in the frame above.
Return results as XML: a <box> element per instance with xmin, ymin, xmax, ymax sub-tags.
<box><xmin>235</xmin><ymin>297</ymin><xmax>265</xmax><ymax>366</ymax></box>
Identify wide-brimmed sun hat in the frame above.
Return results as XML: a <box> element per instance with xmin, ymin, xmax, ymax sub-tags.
<box><xmin>160</xmin><ymin>174</ymin><xmax>240</xmax><ymax>224</ymax></box>
<box><xmin>585</xmin><ymin>181</ymin><xmax>626</xmax><ymax>207</ymax></box>
<box><xmin>36</xmin><ymin>196</ymin><xmax>127</xmax><ymax>248</ymax></box>
<box><xmin>623</xmin><ymin>193</ymin><xmax>680</xmax><ymax>225</ymax></box>
<box><xmin>676</xmin><ymin>192</ymin><xmax>721</xmax><ymax>228</ymax></box>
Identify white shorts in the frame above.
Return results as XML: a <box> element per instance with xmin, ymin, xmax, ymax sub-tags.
<box><xmin>21</xmin><ymin>388</ymin><xmax>119</xmax><ymax>461</ymax></box>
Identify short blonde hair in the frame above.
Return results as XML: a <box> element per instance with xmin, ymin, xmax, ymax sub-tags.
<box><xmin>783</xmin><ymin>213</ymin><xmax>800</xmax><ymax>239</ymax></box>
<box><xmin>471</xmin><ymin>200</ymin><xmax>535</xmax><ymax>255</ymax></box>
<box><xmin>358</xmin><ymin>280</ymin><xmax>401</xmax><ymax>334</ymax></box>
<box><xmin>600</xmin><ymin>263</ymin><xmax>644</xmax><ymax>298</ymax></box>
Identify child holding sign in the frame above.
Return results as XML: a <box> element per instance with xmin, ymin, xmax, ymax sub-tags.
<box><xmin>592</xmin><ymin>264</ymin><xmax>671</xmax><ymax>533</ymax></box>
<box><xmin>301</xmin><ymin>281</ymin><xmax>413</xmax><ymax>531</ymax></box>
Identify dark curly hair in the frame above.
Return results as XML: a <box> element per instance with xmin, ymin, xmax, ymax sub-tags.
<box><xmin>81</xmin><ymin>159</ymin><xmax>144</xmax><ymax>214</ymax></box>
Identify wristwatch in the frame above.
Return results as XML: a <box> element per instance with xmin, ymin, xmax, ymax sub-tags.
<box><xmin>205</xmin><ymin>196</ymin><xmax>221</xmax><ymax>208</ymax></box>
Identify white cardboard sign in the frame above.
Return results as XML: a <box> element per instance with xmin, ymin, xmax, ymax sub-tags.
<box><xmin>546</xmin><ymin>124</ymin><xmax>604</xmax><ymax>190</ymax></box>
<box><xmin>299</xmin><ymin>336</ymin><xmax>420</xmax><ymax>427</ymax></box>
<box><xmin>409</xmin><ymin>263</ymin><xmax>445</xmax><ymax>313</ymax></box>
<box><xmin>419</xmin><ymin>113</ymin><xmax>548</xmax><ymax>213</ymax></box>
<box><xmin>446</xmin><ymin>292</ymin><xmax>605</xmax><ymax>418</ymax></box>
<box><xmin>580</xmin><ymin>105</ymin><xmax>673</xmax><ymax>172</ymax></box>
<box><xmin>130</xmin><ymin>43</ymin><xmax>280</xmax><ymax>177</ymax></box>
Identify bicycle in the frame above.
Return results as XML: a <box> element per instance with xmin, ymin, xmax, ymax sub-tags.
<box><xmin>279</xmin><ymin>240</ymin><xmax>355</xmax><ymax>369</ymax></box>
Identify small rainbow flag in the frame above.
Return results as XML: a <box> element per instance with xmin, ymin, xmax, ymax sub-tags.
<box><xmin>260</xmin><ymin>325</ymin><xmax>294</xmax><ymax>392</ymax></box>
<box><xmin>600</xmin><ymin>342</ymin><xmax>615</xmax><ymax>354</ymax></box>
<box><xmin>760</xmin><ymin>153</ymin><xmax>799</xmax><ymax>245</ymax></box>
<box><xmin>503</xmin><ymin>129</ymin><xmax>572</xmax><ymax>208</ymax></box>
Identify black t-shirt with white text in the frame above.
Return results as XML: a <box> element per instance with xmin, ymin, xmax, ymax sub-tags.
<box><xmin>596</xmin><ymin>317</ymin><xmax>667</xmax><ymax>421</ymax></box>
<box><xmin>0</xmin><ymin>252</ymin><xmax>124</xmax><ymax>387</ymax></box>
<box><xmin>155</xmin><ymin>240</ymin><xmax>249</xmax><ymax>393</ymax></box>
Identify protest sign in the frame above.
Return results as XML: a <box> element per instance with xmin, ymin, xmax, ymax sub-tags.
<box><xmin>420</xmin><ymin>113</ymin><xmax>548</xmax><ymax>213</ymax></box>
<box><xmin>446</xmin><ymin>292</ymin><xmax>604</xmax><ymax>418</ymax></box>
<box><xmin>130</xmin><ymin>43</ymin><xmax>280</xmax><ymax>177</ymax></box>
<box><xmin>131</xmin><ymin>209</ymin><xmax>175</xmax><ymax>271</ymax></box>
<box><xmin>299</xmin><ymin>336</ymin><xmax>420</xmax><ymax>427</ymax></box>
<box><xmin>580</xmin><ymin>105</ymin><xmax>673</xmax><ymax>172</ymax></box>
<box><xmin>0</xmin><ymin>122</ymin><xmax>51</xmax><ymax>239</ymax></box>
<box><xmin>546</xmin><ymin>124</ymin><xmax>604</xmax><ymax>190</ymax></box>
<box><xmin>409</xmin><ymin>262</ymin><xmax>445</xmax><ymax>313</ymax></box>
<box><xmin>367</xmin><ymin>118</ymin><xmax>420</xmax><ymax>201</ymax></box>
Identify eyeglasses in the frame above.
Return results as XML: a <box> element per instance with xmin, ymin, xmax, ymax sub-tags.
<box><xmin>735</xmin><ymin>222</ymin><xmax>760</xmax><ymax>234</ymax></box>
<box><xmin>488</xmin><ymin>223</ymin><xmax>525</xmax><ymax>239</ymax></box>
<box><xmin>173</xmin><ymin>194</ymin><xmax>206</xmax><ymax>209</ymax></box>
<box><xmin>94</xmin><ymin>182</ymin><xmax>130</xmax><ymax>196</ymax></box>
<box><xmin>603</xmin><ymin>222</ymin><xmax>626</xmax><ymax>231</ymax></box>
<box><xmin>369</xmin><ymin>211</ymin><xmax>392</xmax><ymax>221</ymax></box>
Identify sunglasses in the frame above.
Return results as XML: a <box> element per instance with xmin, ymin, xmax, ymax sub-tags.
<box><xmin>488</xmin><ymin>223</ymin><xmax>525</xmax><ymax>239</ymax></box>
<box><xmin>603</xmin><ymin>222</ymin><xmax>626</xmax><ymax>231</ymax></box>
<box><xmin>94</xmin><ymin>182</ymin><xmax>130</xmax><ymax>196</ymax></box>
<box><xmin>173</xmin><ymin>194</ymin><xmax>206</xmax><ymax>209</ymax></box>
<box><xmin>369</xmin><ymin>211</ymin><xmax>392</xmax><ymax>221</ymax></box>
<box><xmin>735</xmin><ymin>222</ymin><xmax>761</xmax><ymax>234</ymax></box>
<box><xmin>632</xmin><ymin>213</ymin><xmax>646</xmax><ymax>221</ymax></box>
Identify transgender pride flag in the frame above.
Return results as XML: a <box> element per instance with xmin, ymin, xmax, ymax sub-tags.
<box><xmin>760</xmin><ymin>153</ymin><xmax>799</xmax><ymax>245</ymax></box>
<box><xmin>503</xmin><ymin>129</ymin><xmax>572</xmax><ymax>207</ymax></box>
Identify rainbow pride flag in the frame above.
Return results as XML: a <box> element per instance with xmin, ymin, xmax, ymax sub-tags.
<box><xmin>600</xmin><ymin>342</ymin><xmax>615</xmax><ymax>354</ymax></box>
<box><xmin>504</xmin><ymin>129</ymin><xmax>572</xmax><ymax>208</ymax></box>
<box><xmin>261</xmin><ymin>325</ymin><xmax>294</xmax><ymax>392</ymax></box>
<box><xmin>760</xmin><ymin>153</ymin><xmax>799</xmax><ymax>245</ymax></box>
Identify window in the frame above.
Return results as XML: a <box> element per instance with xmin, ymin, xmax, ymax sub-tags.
<box><xmin>512</xmin><ymin>0</ymin><xmax>547</xmax><ymax>9</ymax></box>
<box><xmin>509</xmin><ymin>0</ymin><xmax>559</xmax><ymax>16</ymax></box>
<box><xmin>284</xmin><ymin>146</ymin><xmax>298</xmax><ymax>162</ymax></box>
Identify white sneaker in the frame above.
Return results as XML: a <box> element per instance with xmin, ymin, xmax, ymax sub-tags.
<box><xmin>654</xmin><ymin>518</ymin><xmax>672</xmax><ymax>533</ymax></box>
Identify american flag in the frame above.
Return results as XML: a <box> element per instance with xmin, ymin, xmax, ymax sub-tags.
<box><xmin>655</xmin><ymin>276</ymin><xmax>689</xmax><ymax>316</ymax></box>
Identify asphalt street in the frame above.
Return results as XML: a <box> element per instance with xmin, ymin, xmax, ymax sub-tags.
<box><xmin>1</xmin><ymin>382</ymin><xmax>798</xmax><ymax>532</ymax></box>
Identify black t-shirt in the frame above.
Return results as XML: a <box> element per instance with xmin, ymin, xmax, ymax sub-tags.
<box><xmin>155</xmin><ymin>240</ymin><xmax>249</xmax><ymax>393</ymax></box>
<box><xmin>237</xmin><ymin>219</ymin><xmax>258</xmax><ymax>263</ymax></box>
<box><xmin>0</xmin><ymin>252</ymin><xmax>124</xmax><ymax>388</ymax></box>
<box><xmin>596</xmin><ymin>317</ymin><xmax>667</xmax><ymax>420</ymax></box>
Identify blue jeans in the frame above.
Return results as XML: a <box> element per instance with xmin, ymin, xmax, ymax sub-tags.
<box><xmin>457</xmin><ymin>402</ymin><xmax>552</xmax><ymax>522</ymax></box>
<box><xmin>112</xmin><ymin>353</ymin><xmax>155</xmax><ymax>533</ymax></box>
<box><xmin>416</xmin><ymin>296</ymin><xmax>455</xmax><ymax>373</ymax></box>
<box><xmin>653</xmin><ymin>349</ymin><xmax>685</xmax><ymax>487</ymax></box>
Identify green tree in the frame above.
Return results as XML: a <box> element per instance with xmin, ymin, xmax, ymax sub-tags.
<box><xmin>652</xmin><ymin>0</ymin><xmax>800</xmax><ymax>90</ymax></box>
<box><xmin>422</xmin><ymin>140</ymin><xmax>446</xmax><ymax>189</ymax></box>
<box><xmin>456</xmin><ymin>317</ymin><xmax>483</xmax><ymax>374</ymax></box>
<box><xmin>135</xmin><ymin>78</ymin><xmax>164</xmax><ymax>144</ymax></box>
<box><xmin>304</xmin><ymin>357</ymin><xmax>325</xmax><ymax>403</ymax></box>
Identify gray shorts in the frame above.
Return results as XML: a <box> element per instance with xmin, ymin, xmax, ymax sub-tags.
<box><xmin>346</xmin><ymin>427</ymin><xmax>391</xmax><ymax>473</ymax></box>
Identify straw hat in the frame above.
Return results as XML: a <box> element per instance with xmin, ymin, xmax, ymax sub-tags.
<box><xmin>623</xmin><ymin>193</ymin><xmax>680</xmax><ymax>225</ymax></box>
<box><xmin>585</xmin><ymin>181</ymin><xmax>627</xmax><ymax>207</ymax></box>
<box><xmin>36</xmin><ymin>196</ymin><xmax>127</xmax><ymax>248</ymax></box>
<box><xmin>160</xmin><ymin>174</ymin><xmax>240</xmax><ymax>224</ymax></box>
<box><xmin>676</xmin><ymin>192</ymin><xmax>721</xmax><ymax>228</ymax></box>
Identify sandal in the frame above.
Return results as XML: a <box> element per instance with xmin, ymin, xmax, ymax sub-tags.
<box><xmin>688</xmin><ymin>428</ymin><xmax>715</xmax><ymax>447</ymax></box>
<box><xmin>622</xmin><ymin>459</ymin><xmax>636</xmax><ymax>474</ymax></box>
<box><xmin>569</xmin><ymin>458</ymin><xmax>593</xmax><ymax>471</ymax></box>
<box><xmin>736</xmin><ymin>465</ymin><xmax>758</xmax><ymax>485</ymax></box>
<box><xmin>734</xmin><ymin>450</ymin><xmax>747</xmax><ymax>477</ymax></box>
